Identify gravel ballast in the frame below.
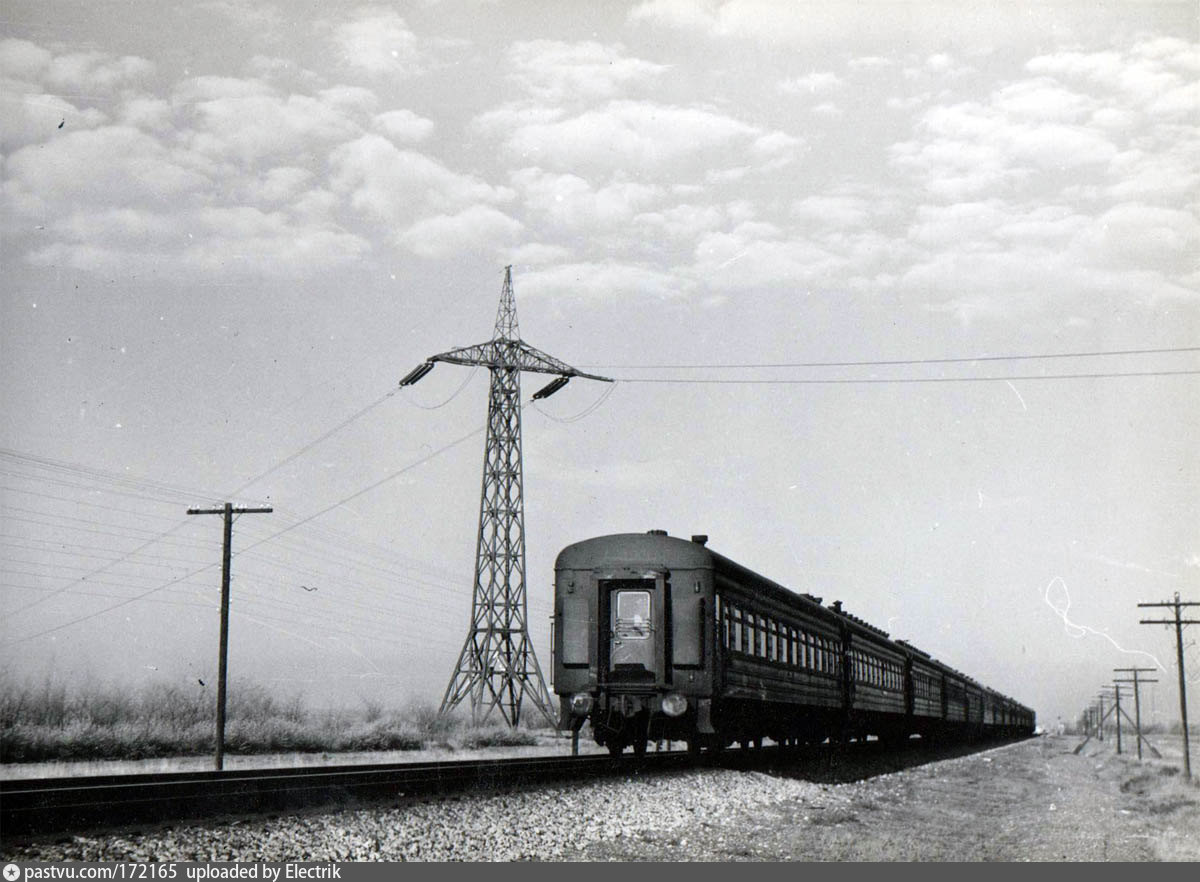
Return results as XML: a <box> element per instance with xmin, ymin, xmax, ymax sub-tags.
<box><xmin>2</xmin><ymin>766</ymin><xmax>817</xmax><ymax>861</ymax></box>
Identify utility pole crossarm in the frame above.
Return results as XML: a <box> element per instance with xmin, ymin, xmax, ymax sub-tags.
<box><xmin>187</xmin><ymin>506</ymin><xmax>274</xmax><ymax>515</ymax></box>
<box><xmin>1140</xmin><ymin>620</ymin><xmax>1200</xmax><ymax>625</ymax></box>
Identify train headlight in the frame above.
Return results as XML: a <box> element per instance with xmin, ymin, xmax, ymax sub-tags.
<box><xmin>661</xmin><ymin>693</ymin><xmax>688</xmax><ymax>717</ymax></box>
<box><xmin>569</xmin><ymin>693</ymin><xmax>594</xmax><ymax>716</ymax></box>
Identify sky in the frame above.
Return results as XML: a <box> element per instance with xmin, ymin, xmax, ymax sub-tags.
<box><xmin>1</xmin><ymin>0</ymin><xmax>1197</xmax><ymax>731</ymax></box>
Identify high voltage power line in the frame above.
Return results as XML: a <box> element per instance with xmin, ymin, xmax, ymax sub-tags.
<box><xmin>613</xmin><ymin>369</ymin><xmax>1200</xmax><ymax>385</ymax></box>
<box><xmin>4</xmin><ymin>341</ymin><xmax>1194</xmax><ymax>651</ymax></box>
<box><xmin>582</xmin><ymin>345</ymin><xmax>1200</xmax><ymax>370</ymax></box>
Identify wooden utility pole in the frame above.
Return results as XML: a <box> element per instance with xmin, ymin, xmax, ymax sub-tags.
<box><xmin>1115</xmin><ymin>667</ymin><xmax>1160</xmax><ymax>761</ymax></box>
<box><xmin>1139</xmin><ymin>593</ymin><xmax>1199</xmax><ymax>780</ymax></box>
<box><xmin>187</xmin><ymin>502</ymin><xmax>272</xmax><ymax>770</ymax></box>
<box><xmin>1110</xmin><ymin>685</ymin><xmax>1124</xmax><ymax>755</ymax></box>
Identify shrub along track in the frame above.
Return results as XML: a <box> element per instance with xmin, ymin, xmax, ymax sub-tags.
<box><xmin>1</xmin><ymin>736</ymin><xmax>1027</xmax><ymax>847</ymax></box>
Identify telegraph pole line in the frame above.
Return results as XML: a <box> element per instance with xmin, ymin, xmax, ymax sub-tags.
<box><xmin>187</xmin><ymin>502</ymin><xmax>273</xmax><ymax>770</ymax></box>
<box><xmin>1074</xmin><ymin>699</ymin><xmax>1118</xmax><ymax>755</ymax></box>
<box><xmin>1115</xmin><ymin>668</ymin><xmax>1160</xmax><ymax>760</ymax></box>
<box><xmin>1139</xmin><ymin>592</ymin><xmax>1199</xmax><ymax>780</ymax></box>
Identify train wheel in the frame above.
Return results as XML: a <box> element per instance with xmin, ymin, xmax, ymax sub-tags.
<box><xmin>607</xmin><ymin>741</ymin><xmax>624</xmax><ymax>757</ymax></box>
<box><xmin>686</xmin><ymin>739</ymin><xmax>702</xmax><ymax>757</ymax></box>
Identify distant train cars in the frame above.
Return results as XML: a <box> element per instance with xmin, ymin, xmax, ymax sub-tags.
<box><xmin>552</xmin><ymin>531</ymin><xmax>1035</xmax><ymax>755</ymax></box>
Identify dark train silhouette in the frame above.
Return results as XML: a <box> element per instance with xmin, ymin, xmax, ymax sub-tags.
<box><xmin>553</xmin><ymin>531</ymin><xmax>1035</xmax><ymax>754</ymax></box>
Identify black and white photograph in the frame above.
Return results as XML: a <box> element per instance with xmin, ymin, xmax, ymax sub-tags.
<box><xmin>1</xmin><ymin>0</ymin><xmax>1198</xmax><ymax>863</ymax></box>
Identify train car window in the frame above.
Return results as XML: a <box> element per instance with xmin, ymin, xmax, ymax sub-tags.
<box><xmin>766</xmin><ymin>619</ymin><xmax>776</xmax><ymax>662</ymax></box>
<box><xmin>614</xmin><ymin>591</ymin><xmax>651</xmax><ymax>639</ymax></box>
<box><xmin>731</xmin><ymin>605</ymin><xmax>742</xmax><ymax>652</ymax></box>
<box><xmin>741</xmin><ymin>608</ymin><xmax>750</xmax><ymax>654</ymax></box>
<box><xmin>756</xmin><ymin>615</ymin><xmax>766</xmax><ymax>658</ymax></box>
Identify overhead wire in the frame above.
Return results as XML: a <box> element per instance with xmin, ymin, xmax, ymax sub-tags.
<box><xmin>2</xmin><ymin>423</ymin><xmax>485</xmax><ymax>646</ymax></box>
<box><xmin>614</xmin><ymin>369</ymin><xmax>1200</xmax><ymax>385</ymax></box>
<box><xmin>581</xmin><ymin>345</ymin><xmax>1200</xmax><ymax>370</ymax></box>
<box><xmin>1</xmin><ymin>384</ymin><xmax>403</xmax><ymax>616</ymax></box>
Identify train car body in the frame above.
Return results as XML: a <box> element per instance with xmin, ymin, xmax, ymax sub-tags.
<box><xmin>553</xmin><ymin>531</ymin><xmax>1035</xmax><ymax>754</ymax></box>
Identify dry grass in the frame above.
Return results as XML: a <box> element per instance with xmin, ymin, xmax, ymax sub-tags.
<box><xmin>0</xmin><ymin>676</ymin><xmax>540</xmax><ymax>763</ymax></box>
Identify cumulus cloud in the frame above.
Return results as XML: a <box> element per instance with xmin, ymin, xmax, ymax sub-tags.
<box><xmin>501</xmin><ymin>99</ymin><xmax>798</xmax><ymax>177</ymax></box>
<box><xmin>0</xmin><ymin>37</ymin><xmax>464</xmax><ymax>278</ymax></box>
<box><xmin>518</xmin><ymin>260</ymin><xmax>689</xmax><ymax>301</ymax></box>
<box><xmin>506</xmin><ymin>40</ymin><xmax>666</xmax><ymax>102</ymax></box>
<box><xmin>374</xmin><ymin>109</ymin><xmax>435</xmax><ymax>142</ymax></box>
<box><xmin>396</xmin><ymin>205</ymin><xmax>523</xmax><ymax>259</ymax></box>
<box><xmin>332</xmin><ymin>7</ymin><xmax>426</xmax><ymax>78</ymax></box>
<box><xmin>0</xmin><ymin>39</ymin><xmax>152</xmax><ymax>149</ymax></box>
<box><xmin>179</xmin><ymin>85</ymin><xmax>367</xmax><ymax>164</ymax></box>
<box><xmin>511</xmin><ymin>168</ymin><xmax>663</xmax><ymax>231</ymax></box>
<box><xmin>332</xmin><ymin>135</ymin><xmax>512</xmax><ymax>219</ymax></box>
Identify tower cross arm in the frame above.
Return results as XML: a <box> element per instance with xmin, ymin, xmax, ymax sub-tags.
<box><xmin>429</xmin><ymin>338</ymin><xmax>612</xmax><ymax>382</ymax></box>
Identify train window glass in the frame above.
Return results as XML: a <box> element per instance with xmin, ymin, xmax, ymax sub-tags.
<box><xmin>756</xmin><ymin>616</ymin><xmax>766</xmax><ymax>658</ymax></box>
<box><xmin>741</xmin><ymin>611</ymin><xmax>750</xmax><ymax>654</ymax></box>
<box><xmin>615</xmin><ymin>591</ymin><xmax>651</xmax><ymax>639</ymax></box>
<box><xmin>766</xmin><ymin>620</ymin><xmax>776</xmax><ymax>661</ymax></box>
<box><xmin>791</xmin><ymin>629</ymin><xmax>799</xmax><ymax>668</ymax></box>
<box><xmin>731</xmin><ymin>606</ymin><xmax>742</xmax><ymax>652</ymax></box>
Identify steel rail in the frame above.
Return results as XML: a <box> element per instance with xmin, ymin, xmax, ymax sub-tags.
<box><xmin>0</xmin><ymin>751</ymin><xmax>693</xmax><ymax>840</ymax></box>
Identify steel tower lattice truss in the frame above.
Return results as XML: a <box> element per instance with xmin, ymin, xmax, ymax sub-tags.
<box><xmin>399</xmin><ymin>267</ymin><xmax>611</xmax><ymax>726</ymax></box>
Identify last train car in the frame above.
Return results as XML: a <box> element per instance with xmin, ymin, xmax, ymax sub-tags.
<box><xmin>552</xmin><ymin>530</ymin><xmax>850</xmax><ymax>753</ymax></box>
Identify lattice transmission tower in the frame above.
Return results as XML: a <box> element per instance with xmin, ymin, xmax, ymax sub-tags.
<box><xmin>399</xmin><ymin>267</ymin><xmax>612</xmax><ymax>726</ymax></box>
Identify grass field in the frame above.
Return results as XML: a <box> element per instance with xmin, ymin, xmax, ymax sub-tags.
<box><xmin>0</xmin><ymin>677</ymin><xmax>543</xmax><ymax>763</ymax></box>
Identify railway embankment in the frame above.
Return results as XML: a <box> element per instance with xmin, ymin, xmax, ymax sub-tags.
<box><xmin>3</xmin><ymin>736</ymin><xmax>1196</xmax><ymax>861</ymax></box>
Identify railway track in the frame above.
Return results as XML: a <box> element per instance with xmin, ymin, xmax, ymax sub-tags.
<box><xmin>0</xmin><ymin>751</ymin><xmax>694</xmax><ymax>840</ymax></box>
<box><xmin>1</xmin><ymin>737</ymin><xmax>1026</xmax><ymax>842</ymax></box>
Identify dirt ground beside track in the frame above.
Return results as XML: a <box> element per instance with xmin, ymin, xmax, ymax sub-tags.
<box><xmin>571</xmin><ymin>735</ymin><xmax>1200</xmax><ymax>861</ymax></box>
